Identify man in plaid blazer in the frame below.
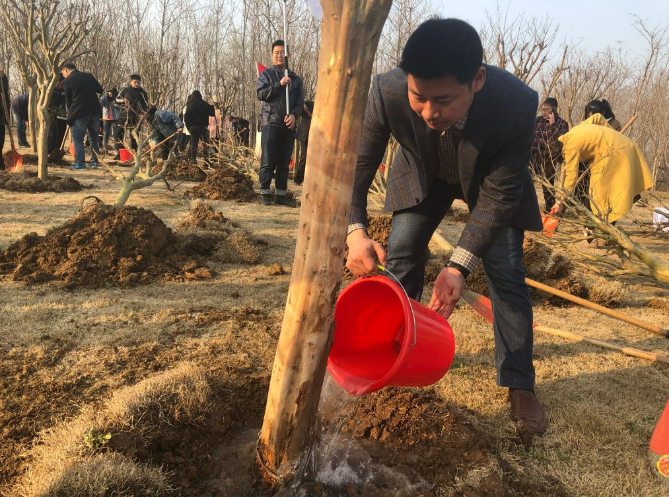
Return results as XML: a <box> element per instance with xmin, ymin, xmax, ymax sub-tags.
<box><xmin>347</xmin><ymin>18</ymin><xmax>547</xmax><ymax>436</ymax></box>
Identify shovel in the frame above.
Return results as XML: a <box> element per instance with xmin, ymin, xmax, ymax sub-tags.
<box><xmin>47</xmin><ymin>124</ymin><xmax>69</xmax><ymax>162</ymax></box>
<box><xmin>0</xmin><ymin>77</ymin><xmax>24</xmax><ymax>173</ymax></box>
<box><xmin>541</xmin><ymin>213</ymin><xmax>559</xmax><ymax>237</ymax></box>
<box><xmin>460</xmin><ymin>288</ymin><xmax>669</xmax><ymax>365</ymax></box>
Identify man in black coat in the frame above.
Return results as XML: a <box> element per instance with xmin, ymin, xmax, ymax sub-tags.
<box><xmin>119</xmin><ymin>74</ymin><xmax>149</xmax><ymax>150</ymax></box>
<box><xmin>61</xmin><ymin>62</ymin><xmax>103</xmax><ymax>169</ymax></box>
<box><xmin>293</xmin><ymin>100</ymin><xmax>313</xmax><ymax>185</ymax></box>
<box><xmin>0</xmin><ymin>69</ymin><xmax>10</xmax><ymax>154</ymax></box>
<box><xmin>346</xmin><ymin>19</ymin><xmax>547</xmax><ymax>436</ymax></box>
<box><xmin>256</xmin><ymin>39</ymin><xmax>304</xmax><ymax>207</ymax></box>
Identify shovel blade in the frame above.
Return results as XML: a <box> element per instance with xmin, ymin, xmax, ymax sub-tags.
<box><xmin>541</xmin><ymin>214</ymin><xmax>559</xmax><ymax>237</ymax></box>
<box><xmin>461</xmin><ymin>289</ymin><xmax>495</xmax><ymax>324</ymax></box>
<box><xmin>4</xmin><ymin>152</ymin><xmax>24</xmax><ymax>173</ymax></box>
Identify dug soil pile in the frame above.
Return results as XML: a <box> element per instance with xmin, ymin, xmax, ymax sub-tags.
<box><xmin>0</xmin><ymin>205</ymin><xmax>212</xmax><ymax>288</ymax></box>
<box><xmin>176</xmin><ymin>203</ymin><xmax>261</xmax><ymax>264</ymax></box>
<box><xmin>187</xmin><ymin>166</ymin><xmax>256</xmax><ymax>202</ymax></box>
<box><xmin>0</xmin><ymin>171</ymin><xmax>84</xmax><ymax>193</ymax></box>
<box><xmin>152</xmin><ymin>159</ymin><xmax>208</xmax><ymax>182</ymax></box>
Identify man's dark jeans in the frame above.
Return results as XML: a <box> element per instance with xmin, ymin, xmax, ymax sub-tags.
<box><xmin>260</xmin><ymin>124</ymin><xmax>295</xmax><ymax>194</ymax></box>
<box><xmin>12</xmin><ymin>109</ymin><xmax>28</xmax><ymax>145</ymax></box>
<box><xmin>71</xmin><ymin>116</ymin><xmax>100</xmax><ymax>165</ymax></box>
<box><xmin>294</xmin><ymin>136</ymin><xmax>308</xmax><ymax>184</ymax></box>
<box><xmin>102</xmin><ymin>120</ymin><xmax>119</xmax><ymax>152</ymax></box>
<box><xmin>386</xmin><ymin>180</ymin><xmax>536</xmax><ymax>391</ymax></box>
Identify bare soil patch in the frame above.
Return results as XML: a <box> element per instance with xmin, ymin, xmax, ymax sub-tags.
<box><xmin>0</xmin><ymin>170</ymin><xmax>85</xmax><ymax>193</ymax></box>
<box><xmin>0</xmin><ymin>204</ymin><xmax>212</xmax><ymax>288</ymax></box>
<box><xmin>153</xmin><ymin>159</ymin><xmax>208</xmax><ymax>182</ymax></box>
<box><xmin>188</xmin><ymin>167</ymin><xmax>257</xmax><ymax>202</ymax></box>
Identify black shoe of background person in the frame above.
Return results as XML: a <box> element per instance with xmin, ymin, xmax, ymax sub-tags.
<box><xmin>274</xmin><ymin>195</ymin><xmax>296</xmax><ymax>208</ymax></box>
<box><xmin>261</xmin><ymin>194</ymin><xmax>272</xmax><ymax>206</ymax></box>
<box><xmin>294</xmin><ymin>179</ymin><xmax>303</xmax><ymax>186</ymax></box>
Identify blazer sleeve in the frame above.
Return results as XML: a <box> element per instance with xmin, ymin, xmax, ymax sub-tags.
<box><xmin>350</xmin><ymin>74</ymin><xmax>392</xmax><ymax>226</ymax></box>
<box><xmin>457</xmin><ymin>93</ymin><xmax>538</xmax><ymax>257</ymax></box>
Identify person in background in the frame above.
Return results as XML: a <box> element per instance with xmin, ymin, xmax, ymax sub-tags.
<box><xmin>119</xmin><ymin>74</ymin><xmax>149</xmax><ymax>150</ymax></box>
<box><xmin>346</xmin><ymin>18</ymin><xmax>548</xmax><ymax>436</ymax></box>
<box><xmin>531</xmin><ymin>97</ymin><xmax>569</xmax><ymax>213</ymax></box>
<box><xmin>0</xmin><ymin>69</ymin><xmax>10</xmax><ymax>154</ymax></box>
<box><xmin>10</xmin><ymin>93</ymin><xmax>29</xmax><ymax>148</ymax></box>
<box><xmin>61</xmin><ymin>62</ymin><xmax>103</xmax><ymax>170</ymax></box>
<box><xmin>100</xmin><ymin>88</ymin><xmax>121</xmax><ymax>159</ymax></box>
<box><xmin>47</xmin><ymin>78</ymin><xmax>68</xmax><ymax>156</ymax></box>
<box><xmin>584</xmin><ymin>99</ymin><xmax>621</xmax><ymax>131</ymax></box>
<box><xmin>184</xmin><ymin>90</ymin><xmax>214</xmax><ymax>163</ymax></box>
<box><xmin>294</xmin><ymin>99</ymin><xmax>314</xmax><ymax>186</ymax></box>
<box><xmin>257</xmin><ymin>39</ymin><xmax>304</xmax><ymax>207</ymax></box>
<box><xmin>145</xmin><ymin>106</ymin><xmax>183</xmax><ymax>160</ymax></box>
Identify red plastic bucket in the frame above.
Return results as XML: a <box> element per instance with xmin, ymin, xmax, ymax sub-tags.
<box><xmin>327</xmin><ymin>275</ymin><xmax>455</xmax><ymax>396</ymax></box>
<box><xmin>118</xmin><ymin>147</ymin><xmax>132</xmax><ymax>162</ymax></box>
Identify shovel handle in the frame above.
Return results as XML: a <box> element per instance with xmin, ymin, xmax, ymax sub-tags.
<box><xmin>535</xmin><ymin>325</ymin><xmax>669</xmax><ymax>364</ymax></box>
<box><xmin>526</xmin><ymin>278</ymin><xmax>669</xmax><ymax>339</ymax></box>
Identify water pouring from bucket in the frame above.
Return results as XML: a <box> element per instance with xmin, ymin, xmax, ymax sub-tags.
<box><xmin>327</xmin><ymin>267</ymin><xmax>455</xmax><ymax>396</ymax></box>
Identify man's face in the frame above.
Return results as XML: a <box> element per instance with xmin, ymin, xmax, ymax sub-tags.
<box><xmin>61</xmin><ymin>68</ymin><xmax>72</xmax><ymax>78</ymax></box>
<box><xmin>272</xmin><ymin>46</ymin><xmax>286</xmax><ymax>66</ymax></box>
<box><xmin>407</xmin><ymin>67</ymin><xmax>486</xmax><ymax>131</ymax></box>
<box><xmin>130</xmin><ymin>79</ymin><xmax>141</xmax><ymax>88</ymax></box>
<box><xmin>539</xmin><ymin>104</ymin><xmax>553</xmax><ymax>119</ymax></box>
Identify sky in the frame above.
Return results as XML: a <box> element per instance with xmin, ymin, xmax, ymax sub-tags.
<box><xmin>439</xmin><ymin>0</ymin><xmax>669</xmax><ymax>60</ymax></box>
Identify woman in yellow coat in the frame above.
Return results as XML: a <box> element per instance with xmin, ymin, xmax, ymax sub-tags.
<box><xmin>553</xmin><ymin>114</ymin><xmax>654</xmax><ymax>222</ymax></box>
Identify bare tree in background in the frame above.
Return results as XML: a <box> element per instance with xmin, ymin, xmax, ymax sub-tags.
<box><xmin>0</xmin><ymin>0</ymin><xmax>98</xmax><ymax>179</ymax></box>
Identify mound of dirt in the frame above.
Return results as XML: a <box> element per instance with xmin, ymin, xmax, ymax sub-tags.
<box><xmin>18</xmin><ymin>153</ymin><xmax>71</xmax><ymax>168</ymax></box>
<box><xmin>647</xmin><ymin>297</ymin><xmax>669</xmax><ymax>314</ymax></box>
<box><xmin>0</xmin><ymin>205</ymin><xmax>212</xmax><ymax>288</ymax></box>
<box><xmin>153</xmin><ymin>159</ymin><xmax>208</xmax><ymax>182</ymax></box>
<box><xmin>0</xmin><ymin>171</ymin><xmax>85</xmax><ymax>193</ymax></box>
<box><xmin>187</xmin><ymin>167</ymin><xmax>256</xmax><ymax>202</ymax></box>
<box><xmin>176</xmin><ymin>203</ymin><xmax>260</xmax><ymax>264</ymax></box>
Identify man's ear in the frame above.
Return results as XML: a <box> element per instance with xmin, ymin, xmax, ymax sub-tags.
<box><xmin>472</xmin><ymin>66</ymin><xmax>486</xmax><ymax>93</ymax></box>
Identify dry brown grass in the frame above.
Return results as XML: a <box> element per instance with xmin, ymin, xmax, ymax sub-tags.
<box><xmin>14</xmin><ymin>363</ymin><xmax>209</xmax><ymax>497</ymax></box>
<box><xmin>2</xmin><ymin>165</ymin><xmax>669</xmax><ymax>496</ymax></box>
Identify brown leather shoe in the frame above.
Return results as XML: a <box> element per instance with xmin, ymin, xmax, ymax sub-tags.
<box><xmin>508</xmin><ymin>389</ymin><xmax>548</xmax><ymax>436</ymax></box>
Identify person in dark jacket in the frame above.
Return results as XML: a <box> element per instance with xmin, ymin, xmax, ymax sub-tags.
<box><xmin>145</xmin><ymin>106</ymin><xmax>183</xmax><ymax>159</ymax></box>
<box><xmin>293</xmin><ymin>100</ymin><xmax>313</xmax><ymax>185</ymax></box>
<box><xmin>346</xmin><ymin>19</ymin><xmax>547</xmax><ymax>436</ymax></box>
<box><xmin>61</xmin><ymin>62</ymin><xmax>103</xmax><ymax>169</ymax></box>
<box><xmin>10</xmin><ymin>93</ymin><xmax>29</xmax><ymax>148</ymax></box>
<box><xmin>0</xmin><ymin>69</ymin><xmax>11</xmax><ymax>154</ymax></box>
<box><xmin>100</xmin><ymin>88</ymin><xmax>121</xmax><ymax>157</ymax></box>
<box><xmin>256</xmin><ymin>39</ymin><xmax>304</xmax><ymax>206</ymax></box>
<box><xmin>47</xmin><ymin>78</ymin><xmax>68</xmax><ymax>155</ymax></box>
<box><xmin>184</xmin><ymin>90</ymin><xmax>214</xmax><ymax>162</ymax></box>
<box><xmin>119</xmin><ymin>74</ymin><xmax>150</xmax><ymax>150</ymax></box>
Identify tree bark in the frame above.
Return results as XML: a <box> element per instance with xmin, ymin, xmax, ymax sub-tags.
<box><xmin>36</xmin><ymin>107</ymin><xmax>49</xmax><ymax>180</ymax></box>
<box><xmin>257</xmin><ymin>0</ymin><xmax>391</xmax><ymax>481</ymax></box>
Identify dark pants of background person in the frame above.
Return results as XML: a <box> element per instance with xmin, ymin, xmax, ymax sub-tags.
<box><xmin>188</xmin><ymin>125</ymin><xmax>209</xmax><ymax>162</ymax></box>
<box><xmin>260</xmin><ymin>124</ymin><xmax>295</xmax><ymax>195</ymax></box>
<box><xmin>294</xmin><ymin>135</ymin><xmax>308</xmax><ymax>184</ymax></box>
<box><xmin>12</xmin><ymin>108</ymin><xmax>28</xmax><ymax>146</ymax></box>
<box><xmin>0</xmin><ymin>124</ymin><xmax>4</xmax><ymax>154</ymax></box>
<box><xmin>385</xmin><ymin>179</ymin><xmax>536</xmax><ymax>391</ymax></box>
<box><xmin>71</xmin><ymin>116</ymin><xmax>100</xmax><ymax>165</ymax></box>
<box><xmin>531</xmin><ymin>153</ymin><xmax>557</xmax><ymax>213</ymax></box>
<box><xmin>47</xmin><ymin>118</ymin><xmax>67</xmax><ymax>154</ymax></box>
<box><xmin>120</xmin><ymin>115</ymin><xmax>140</xmax><ymax>151</ymax></box>
<box><xmin>574</xmin><ymin>161</ymin><xmax>592</xmax><ymax>212</ymax></box>
<box><xmin>151</xmin><ymin>131</ymin><xmax>177</xmax><ymax>160</ymax></box>
<box><xmin>102</xmin><ymin>119</ymin><xmax>119</xmax><ymax>153</ymax></box>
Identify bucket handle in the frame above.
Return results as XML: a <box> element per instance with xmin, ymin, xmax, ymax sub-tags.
<box><xmin>376</xmin><ymin>265</ymin><xmax>417</xmax><ymax>347</ymax></box>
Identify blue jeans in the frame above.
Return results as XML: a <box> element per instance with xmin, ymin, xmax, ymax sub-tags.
<box><xmin>260</xmin><ymin>124</ymin><xmax>295</xmax><ymax>194</ymax></box>
<box><xmin>71</xmin><ymin>116</ymin><xmax>100</xmax><ymax>164</ymax></box>
<box><xmin>102</xmin><ymin>120</ymin><xmax>119</xmax><ymax>151</ymax></box>
<box><xmin>386</xmin><ymin>180</ymin><xmax>536</xmax><ymax>390</ymax></box>
<box><xmin>12</xmin><ymin>109</ymin><xmax>28</xmax><ymax>145</ymax></box>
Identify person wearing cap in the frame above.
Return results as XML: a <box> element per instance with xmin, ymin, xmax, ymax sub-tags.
<box><xmin>61</xmin><ymin>62</ymin><xmax>103</xmax><ymax>170</ymax></box>
<box><xmin>346</xmin><ymin>18</ymin><xmax>547</xmax><ymax>437</ymax></box>
<box><xmin>119</xmin><ymin>74</ymin><xmax>149</xmax><ymax>150</ymax></box>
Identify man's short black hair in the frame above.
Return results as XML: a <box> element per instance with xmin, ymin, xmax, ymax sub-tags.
<box><xmin>543</xmin><ymin>97</ymin><xmax>558</xmax><ymax>109</ymax></box>
<box><xmin>129</xmin><ymin>74</ymin><xmax>142</xmax><ymax>82</ymax></box>
<box><xmin>62</xmin><ymin>62</ymin><xmax>76</xmax><ymax>71</ymax></box>
<box><xmin>399</xmin><ymin>18</ymin><xmax>483</xmax><ymax>84</ymax></box>
<box><xmin>272</xmin><ymin>40</ymin><xmax>285</xmax><ymax>50</ymax></box>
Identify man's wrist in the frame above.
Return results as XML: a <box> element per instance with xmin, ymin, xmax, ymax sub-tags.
<box><xmin>347</xmin><ymin>223</ymin><xmax>367</xmax><ymax>236</ymax></box>
<box><xmin>445</xmin><ymin>260</ymin><xmax>470</xmax><ymax>279</ymax></box>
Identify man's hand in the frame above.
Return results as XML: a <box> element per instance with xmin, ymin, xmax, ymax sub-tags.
<box><xmin>429</xmin><ymin>267</ymin><xmax>464</xmax><ymax>318</ymax></box>
<box><xmin>547</xmin><ymin>112</ymin><xmax>556</xmax><ymax>125</ymax></box>
<box><xmin>280</xmin><ymin>76</ymin><xmax>291</xmax><ymax>86</ymax></box>
<box><xmin>346</xmin><ymin>229</ymin><xmax>387</xmax><ymax>277</ymax></box>
<box><xmin>284</xmin><ymin>113</ymin><xmax>296</xmax><ymax>129</ymax></box>
<box><xmin>549</xmin><ymin>202</ymin><xmax>563</xmax><ymax>215</ymax></box>
<box><xmin>176</xmin><ymin>127</ymin><xmax>184</xmax><ymax>134</ymax></box>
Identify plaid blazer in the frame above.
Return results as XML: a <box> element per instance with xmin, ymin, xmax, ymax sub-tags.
<box><xmin>351</xmin><ymin>65</ymin><xmax>543</xmax><ymax>258</ymax></box>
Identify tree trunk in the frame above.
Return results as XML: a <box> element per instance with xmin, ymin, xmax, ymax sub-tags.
<box><xmin>28</xmin><ymin>87</ymin><xmax>38</xmax><ymax>153</ymax></box>
<box><xmin>36</xmin><ymin>106</ymin><xmax>50</xmax><ymax>180</ymax></box>
<box><xmin>257</xmin><ymin>0</ymin><xmax>391</xmax><ymax>482</ymax></box>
